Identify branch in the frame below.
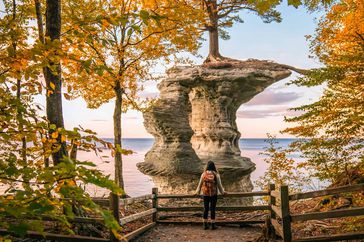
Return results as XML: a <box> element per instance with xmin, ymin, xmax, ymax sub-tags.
<box><xmin>218</xmin><ymin>4</ymin><xmax>246</xmax><ymax>19</ymax></box>
<box><xmin>122</xmin><ymin>51</ymin><xmax>145</xmax><ymax>72</ymax></box>
<box><xmin>355</xmin><ymin>31</ymin><xmax>364</xmax><ymax>42</ymax></box>
<box><xmin>0</xmin><ymin>68</ymin><xmax>10</xmax><ymax>77</ymax></box>
<box><xmin>123</xmin><ymin>26</ymin><xmax>179</xmax><ymax>48</ymax></box>
<box><xmin>85</xmin><ymin>38</ymin><xmax>115</xmax><ymax>78</ymax></box>
<box><xmin>123</xmin><ymin>91</ymin><xmax>144</xmax><ymax>112</ymax></box>
<box><xmin>279</xmin><ymin>64</ymin><xmax>310</xmax><ymax>75</ymax></box>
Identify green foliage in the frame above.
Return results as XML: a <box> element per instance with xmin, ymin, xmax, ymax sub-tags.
<box><xmin>255</xmin><ymin>134</ymin><xmax>307</xmax><ymax>192</ymax></box>
<box><xmin>283</xmin><ymin>0</ymin><xmax>364</xmax><ymax>184</ymax></box>
<box><xmin>0</xmin><ymin>87</ymin><xmax>123</xmax><ymax>237</ymax></box>
<box><xmin>257</xmin><ymin>0</ymin><xmax>363</xmax><ymax>191</ymax></box>
<box><xmin>62</xmin><ymin>0</ymin><xmax>202</xmax><ymax>109</ymax></box>
<box><xmin>0</xmin><ymin>0</ymin><xmax>124</xmax><ymax>236</ymax></box>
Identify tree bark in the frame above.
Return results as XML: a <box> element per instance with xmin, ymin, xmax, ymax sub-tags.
<box><xmin>206</xmin><ymin>26</ymin><xmax>223</xmax><ymax>62</ymax></box>
<box><xmin>34</xmin><ymin>0</ymin><xmax>50</xmax><ymax>167</ymax></box>
<box><xmin>45</xmin><ymin>0</ymin><xmax>67</xmax><ymax>165</ymax></box>
<box><xmin>35</xmin><ymin>0</ymin><xmax>45</xmax><ymax>44</ymax></box>
<box><xmin>204</xmin><ymin>0</ymin><xmax>224</xmax><ymax>63</ymax></box>
<box><xmin>113</xmin><ymin>80</ymin><xmax>125</xmax><ymax>190</ymax></box>
<box><xmin>12</xmin><ymin>0</ymin><xmax>27</xmax><ymax>165</ymax></box>
<box><xmin>16</xmin><ymin>79</ymin><xmax>27</xmax><ymax>165</ymax></box>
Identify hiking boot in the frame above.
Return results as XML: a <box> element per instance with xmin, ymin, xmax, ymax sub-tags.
<box><xmin>203</xmin><ymin>222</ymin><xmax>209</xmax><ymax>230</ymax></box>
<box><xmin>211</xmin><ymin>222</ymin><xmax>217</xmax><ymax>230</ymax></box>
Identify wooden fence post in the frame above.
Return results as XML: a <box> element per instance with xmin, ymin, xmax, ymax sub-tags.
<box><xmin>110</xmin><ymin>193</ymin><xmax>120</xmax><ymax>242</ymax></box>
<box><xmin>152</xmin><ymin>188</ymin><xmax>158</xmax><ymax>222</ymax></box>
<box><xmin>268</xmin><ymin>184</ymin><xmax>276</xmax><ymax>220</ymax></box>
<box><xmin>280</xmin><ymin>185</ymin><xmax>292</xmax><ymax>242</ymax></box>
<box><xmin>267</xmin><ymin>183</ymin><xmax>276</xmax><ymax>239</ymax></box>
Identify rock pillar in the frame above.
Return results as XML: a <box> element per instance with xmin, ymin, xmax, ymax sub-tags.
<box><xmin>137</xmin><ymin>60</ymin><xmax>292</xmax><ymax>198</ymax></box>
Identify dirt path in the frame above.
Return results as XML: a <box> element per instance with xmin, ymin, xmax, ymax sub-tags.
<box><xmin>132</xmin><ymin>224</ymin><xmax>263</xmax><ymax>242</ymax></box>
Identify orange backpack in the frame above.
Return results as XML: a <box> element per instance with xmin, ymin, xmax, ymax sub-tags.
<box><xmin>201</xmin><ymin>171</ymin><xmax>217</xmax><ymax>196</ymax></box>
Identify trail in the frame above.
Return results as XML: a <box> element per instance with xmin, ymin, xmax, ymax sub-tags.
<box><xmin>132</xmin><ymin>224</ymin><xmax>263</xmax><ymax>242</ymax></box>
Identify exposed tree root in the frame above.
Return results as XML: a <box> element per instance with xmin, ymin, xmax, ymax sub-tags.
<box><xmin>203</xmin><ymin>53</ymin><xmax>235</xmax><ymax>64</ymax></box>
<box><xmin>202</xmin><ymin>57</ymin><xmax>310</xmax><ymax>75</ymax></box>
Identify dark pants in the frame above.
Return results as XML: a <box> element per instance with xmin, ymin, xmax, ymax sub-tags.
<box><xmin>203</xmin><ymin>195</ymin><xmax>217</xmax><ymax>220</ymax></box>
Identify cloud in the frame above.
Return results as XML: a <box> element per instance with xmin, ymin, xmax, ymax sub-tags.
<box><xmin>244</xmin><ymin>89</ymin><xmax>301</xmax><ymax>106</ymax></box>
<box><xmin>138</xmin><ymin>91</ymin><xmax>159</xmax><ymax>99</ymax></box>
<box><xmin>237</xmin><ymin>106</ymin><xmax>303</xmax><ymax>119</ymax></box>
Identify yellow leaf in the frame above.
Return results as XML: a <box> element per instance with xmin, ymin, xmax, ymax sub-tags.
<box><xmin>101</xmin><ymin>19</ymin><xmax>110</xmax><ymax>28</ymax></box>
<box><xmin>50</xmin><ymin>82</ymin><xmax>55</xmax><ymax>90</ymax></box>
<box><xmin>51</xmin><ymin>131</ymin><xmax>59</xmax><ymax>139</ymax></box>
<box><xmin>64</xmin><ymin>93</ymin><xmax>71</xmax><ymax>100</ymax></box>
<box><xmin>61</xmin><ymin>135</ymin><xmax>66</xmax><ymax>142</ymax></box>
<box><xmin>67</xmin><ymin>180</ymin><xmax>76</xmax><ymax>186</ymax></box>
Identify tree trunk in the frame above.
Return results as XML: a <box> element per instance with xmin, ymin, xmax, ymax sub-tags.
<box><xmin>16</xmin><ymin>79</ymin><xmax>27</xmax><ymax>165</ymax></box>
<box><xmin>113</xmin><ymin>81</ymin><xmax>125</xmax><ymax>190</ymax></box>
<box><xmin>35</xmin><ymin>0</ymin><xmax>45</xmax><ymax>44</ymax></box>
<box><xmin>204</xmin><ymin>0</ymin><xmax>224</xmax><ymax>63</ymax></box>
<box><xmin>34</xmin><ymin>0</ymin><xmax>50</xmax><ymax>167</ymax></box>
<box><xmin>206</xmin><ymin>26</ymin><xmax>223</xmax><ymax>62</ymax></box>
<box><xmin>12</xmin><ymin>0</ymin><xmax>27</xmax><ymax>165</ymax></box>
<box><xmin>45</xmin><ymin>0</ymin><xmax>67</xmax><ymax>165</ymax></box>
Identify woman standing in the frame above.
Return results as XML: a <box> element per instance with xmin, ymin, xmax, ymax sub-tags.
<box><xmin>195</xmin><ymin>161</ymin><xmax>227</xmax><ymax>230</ymax></box>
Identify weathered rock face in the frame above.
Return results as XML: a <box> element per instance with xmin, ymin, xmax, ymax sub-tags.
<box><xmin>137</xmin><ymin>60</ymin><xmax>292</xmax><ymax>197</ymax></box>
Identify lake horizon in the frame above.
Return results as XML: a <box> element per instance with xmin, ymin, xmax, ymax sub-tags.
<box><xmin>76</xmin><ymin>138</ymin><xmax>301</xmax><ymax>197</ymax></box>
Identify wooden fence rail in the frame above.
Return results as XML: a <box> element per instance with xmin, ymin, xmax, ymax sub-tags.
<box><xmin>0</xmin><ymin>191</ymin><xmax>156</xmax><ymax>242</ymax></box>
<box><xmin>289</xmin><ymin>183</ymin><xmax>364</xmax><ymax>201</ymax></box>
<box><xmin>157</xmin><ymin>191</ymin><xmax>269</xmax><ymax>199</ymax></box>
<box><xmin>269</xmin><ymin>183</ymin><xmax>364</xmax><ymax>242</ymax></box>
<box><xmin>1</xmin><ymin>183</ymin><xmax>363</xmax><ymax>241</ymax></box>
<box><xmin>157</xmin><ymin>205</ymin><xmax>270</xmax><ymax>212</ymax></box>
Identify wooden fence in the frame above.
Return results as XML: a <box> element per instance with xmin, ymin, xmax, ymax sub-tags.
<box><xmin>155</xmin><ymin>189</ymin><xmax>270</xmax><ymax>226</ymax></box>
<box><xmin>1</xmin><ymin>183</ymin><xmax>363</xmax><ymax>241</ymax></box>
<box><xmin>269</xmin><ymin>183</ymin><xmax>364</xmax><ymax>242</ymax></box>
<box><xmin>0</xmin><ymin>192</ymin><xmax>157</xmax><ymax>242</ymax></box>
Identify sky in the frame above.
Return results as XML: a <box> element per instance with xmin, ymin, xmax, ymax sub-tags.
<box><xmin>45</xmin><ymin>4</ymin><xmax>325</xmax><ymax>139</ymax></box>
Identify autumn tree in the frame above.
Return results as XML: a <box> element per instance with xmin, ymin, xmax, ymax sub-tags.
<box><xmin>62</xmin><ymin>0</ymin><xmax>202</xmax><ymax>189</ymax></box>
<box><xmin>0</xmin><ymin>0</ymin><xmax>123</xmax><ymax>238</ymax></box>
<box><xmin>283</xmin><ymin>0</ymin><xmax>364</xmax><ymax>184</ymax></box>
<box><xmin>0</xmin><ymin>87</ymin><xmax>122</xmax><ymax>236</ymax></box>
<box><xmin>0</xmin><ymin>0</ymin><xmax>41</xmax><ymax>170</ymax></box>
<box><xmin>255</xmin><ymin>135</ymin><xmax>306</xmax><ymax>192</ymax></box>
<box><xmin>200</xmin><ymin>0</ymin><xmax>281</xmax><ymax>62</ymax></box>
<box><xmin>198</xmin><ymin>0</ymin><xmax>335</xmax><ymax>63</ymax></box>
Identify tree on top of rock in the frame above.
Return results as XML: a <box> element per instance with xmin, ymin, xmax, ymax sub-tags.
<box><xmin>201</xmin><ymin>0</ymin><xmax>281</xmax><ymax>63</ymax></box>
<box><xmin>200</xmin><ymin>0</ymin><xmax>335</xmax><ymax>63</ymax></box>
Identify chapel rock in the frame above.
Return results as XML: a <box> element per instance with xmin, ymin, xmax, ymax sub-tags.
<box><xmin>137</xmin><ymin>59</ymin><xmax>298</xmax><ymax>197</ymax></box>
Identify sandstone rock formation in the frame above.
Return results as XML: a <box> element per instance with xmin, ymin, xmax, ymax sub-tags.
<box><xmin>137</xmin><ymin>59</ymin><xmax>297</xmax><ymax>197</ymax></box>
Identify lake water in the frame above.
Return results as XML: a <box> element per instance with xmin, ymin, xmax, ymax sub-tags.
<box><xmin>0</xmin><ymin>138</ymin><xmax>306</xmax><ymax>197</ymax></box>
<box><xmin>77</xmin><ymin>138</ymin><xmax>297</xmax><ymax>197</ymax></box>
